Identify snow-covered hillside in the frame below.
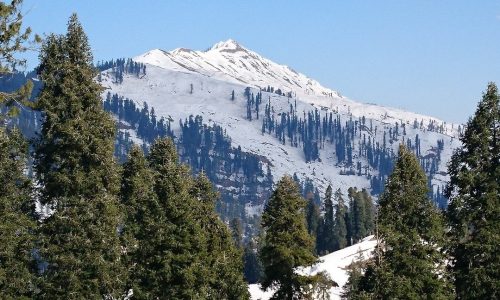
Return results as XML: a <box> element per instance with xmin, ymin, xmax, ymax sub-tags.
<box><xmin>134</xmin><ymin>39</ymin><xmax>458</xmax><ymax>131</ymax></box>
<box><xmin>100</xmin><ymin>39</ymin><xmax>462</xmax><ymax>217</ymax></box>
<box><xmin>249</xmin><ymin>236</ymin><xmax>377</xmax><ymax>300</ymax></box>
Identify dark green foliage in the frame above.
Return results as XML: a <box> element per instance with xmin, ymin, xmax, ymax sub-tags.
<box><xmin>317</xmin><ymin>185</ymin><xmax>335</xmax><ymax>254</ymax></box>
<box><xmin>133</xmin><ymin>137</ymin><xmax>209</xmax><ymax>299</ymax></box>
<box><xmin>346</xmin><ymin>187</ymin><xmax>375</xmax><ymax>246</ymax></box>
<box><xmin>259</xmin><ymin>175</ymin><xmax>317</xmax><ymax>299</ymax></box>
<box><xmin>244</xmin><ymin>239</ymin><xmax>262</xmax><ymax>284</ymax></box>
<box><xmin>121</xmin><ymin>140</ymin><xmax>249</xmax><ymax>299</ymax></box>
<box><xmin>342</xmin><ymin>251</ymin><xmax>373</xmax><ymax>300</ymax></box>
<box><xmin>333</xmin><ymin>188</ymin><xmax>348</xmax><ymax>250</ymax></box>
<box><xmin>0</xmin><ymin>0</ymin><xmax>39</xmax><ymax>118</ymax></box>
<box><xmin>35</xmin><ymin>14</ymin><xmax>125</xmax><ymax>298</ymax></box>
<box><xmin>0</xmin><ymin>128</ymin><xmax>35</xmax><ymax>299</ymax></box>
<box><xmin>446</xmin><ymin>82</ymin><xmax>500</xmax><ymax>299</ymax></box>
<box><xmin>352</xmin><ymin>145</ymin><xmax>452</xmax><ymax>299</ymax></box>
<box><xmin>190</xmin><ymin>173</ymin><xmax>250</xmax><ymax>300</ymax></box>
<box><xmin>305</xmin><ymin>198</ymin><xmax>320</xmax><ymax>238</ymax></box>
<box><xmin>230</xmin><ymin>217</ymin><xmax>243</xmax><ymax>249</ymax></box>
<box><xmin>119</xmin><ymin>145</ymin><xmax>157</xmax><ymax>296</ymax></box>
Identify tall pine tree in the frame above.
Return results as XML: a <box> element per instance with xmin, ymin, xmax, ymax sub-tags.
<box><xmin>353</xmin><ymin>145</ymin><xmax>452</xmax><ymax>299</ymax></box>
<box><xmin>259</xmin><ymin>175</ymin><xmax>317</xmax><ymax>299</ymax></box>
<box><xmin>332</xmin><ymin>188</ymin><xmax>348</xmax><ymax>251</ymax></box>
<box><xmin>0</xmin><ymin>0</ymin><xmax>40</xmax><ymax>118</ymax></box>
<box><xmin>446</xmin><ymin>82</ymin><xmax>500</xmax><ymax>299</ymax></box>
<box><xmin>0</xmin><ymin>128</ymin><xmax>35</xmax><ymax>298</ymax></box>
<box><xmin>35</xmin><ymin>14</ymin><xmax>125</xmax><ymax>298</ymax></box>
<box><xmin>119</xmin><ymin>145</ymin><xmax>157</xmax><ymax>298</ymax></box>
<box><xmin>137</xmin><ymin>137</ymin><xmax>209</xmax><ymax>299</ymax></box>
<box><xmin>190</xmin><ymin>173</ymin><xmax>250</xmax><ymax>299</ymax></box>
<box><xmin>317</xmin><ymin>184</ymin><xmax>335</xmax><ymax>254</ymax></box>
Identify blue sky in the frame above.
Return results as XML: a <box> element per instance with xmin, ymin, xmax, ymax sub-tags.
<box><xmin>19</xmin><ymin>0</ymin><xmax>500</xmax><ymax>123</ymax></box>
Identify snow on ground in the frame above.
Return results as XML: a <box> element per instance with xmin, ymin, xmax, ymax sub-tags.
<box><xmin>101</xmin><ymin>39</ymin><xmax>462</xmax><ymax>199</ymax></box>
<box><xmin>249</xmin><ymin>236</ymin><xmax>377</xmax><ymax>300</ymax></box>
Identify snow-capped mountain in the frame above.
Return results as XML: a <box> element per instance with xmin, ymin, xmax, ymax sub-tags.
<box><xmin>100</xmin><ymin>39</ymin><xmax>462</xmax><ymax>223</ymax></box>
<box><xmin>135</xmin><ymin>39</ymin><xmax>339</xmax><ymax>100</ymax></box>
<box><xmin>134</xmin><ymin>39</ymin><xmax>456</xmax><ymax>129</ymax></box>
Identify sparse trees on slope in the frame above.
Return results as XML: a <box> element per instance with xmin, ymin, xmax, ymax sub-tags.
<box><xmin>35</xmin><ymin>14</ymin><xmax>125</xmax><ymax>298</ymax></box>
<box><xmin>353</xmin><ymin>145</ymin><xmax>452</xmax><ymax>299</ymax></box>
<box><xmin>446</xmin><ymin>82</ymin><xmax>500</xmax><ymax>299</ymax></box>
<box><xmin>259</xmin><ymin>175</ymin><xmax>317</xmax><ymax>299</ymax></box>
<box><xmin>0</xmin><ymin>128</ymin><xmax>36</xmax><ymax>298</ymax></box>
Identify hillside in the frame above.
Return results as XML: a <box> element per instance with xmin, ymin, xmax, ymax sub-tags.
<box><xmin>98</xmin><ymin>39</ymin><xmax>462</xmax><ymax>230</ymax></box>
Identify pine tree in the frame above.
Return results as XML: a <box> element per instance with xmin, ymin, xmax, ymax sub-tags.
<box><xmin>0</xmin><ymin>128</ymin><xmax>36</xmax><ymax>298</ymax></box>
<box><xmin>317</xmin><ymin>184</ymin><xmax>335</xmax><ymax>254</ymax></box>
<box><xmin>352</xmin><ymin>190</ymin><xmax>367</xmax><ymax>243</ymax></box>
<box><xmin>243</xmin><ymin>239</ymin><xmax>262</xmax><ymax>284</ymax></box>
<box><xmin>140</xmin><ymin>137</ymin><xmax>209</xmax><ymax>299</ymax></box>
<box><xmin>355</xmin><ymin>145</ymin><xmax>452</xmax><ymax>299</ymax></box>
<box><xmin>230</xmin><ymin>217</ymin><xmax>243</xmax><ymax>249</ymax></box>
<box><xmin>35</xmin><ymin>14</ymin><xmax>125</xmax><ymax>299</ymax></box>
<box><xmin>190</xmin><ymin>173</ymin><xmax>249</xmax><ymax>299</ymax></box>
<box><xmin>259</xmin><ymin>175</ymin><xmax>317</xmax><ymax>299</ymax></box>
<box><xmin>119</xmin><ymin>145</ymin><xmax>157</xmax><ymax>297</ymax></box>
<box><xmin>360</xmin><ymin>189</ymin><xmax>375</xmax><ymax>237</ymax></box>
<box><xmin>446</xmin><ymin>82</ymin><xmax>500</xmax><ymax>299</ymax></box>
<box><xmin>0</xmin><ymin>0</ymin><xmax>40</xmax><ymax>118</ymax></box>
<box><xmin>305</xmin><ymin>198</ymin><xmax>320</xmax><ymax>238</ymax></box>
<box><xmin>332</xmin><ymin>188</ymin><xmax>347</xmax><ymax>250</ymax></box>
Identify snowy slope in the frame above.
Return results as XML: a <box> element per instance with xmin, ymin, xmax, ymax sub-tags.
<box><xmin>100</xmin><ymin>39</ymin><xmax>462</xmax><ymax>213</ymax></box>
<box><xmin>134</xmin><ymin>40</ymin><xmax>459</xmax><ymax>132</ymax></box>
<box><xmin>249</xmin><ymin>236</ymin><xmax>377</xmax><ymax>300</ymax></box>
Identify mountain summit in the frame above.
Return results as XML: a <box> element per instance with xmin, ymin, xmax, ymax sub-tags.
<box><xmin>135</xmin><ymin>39</ymin><xmax>340</xmax><ymax>100</ymax></box>
<box><xmin>209</xmin><ymin>39</ymin><xmax>246</xmax><ymax>51</ymax></box>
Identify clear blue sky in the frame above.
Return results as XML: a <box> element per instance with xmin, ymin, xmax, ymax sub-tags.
<box><xmin>19</xmin><ymin>0</ymin><xmax>500</xmax><ymax>123</ymax></box>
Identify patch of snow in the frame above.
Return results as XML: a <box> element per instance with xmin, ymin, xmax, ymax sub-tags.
<box><xmin>249</xmin><ymin>236</ymin><xmax>377</xmax><ymax>300</ymax></box>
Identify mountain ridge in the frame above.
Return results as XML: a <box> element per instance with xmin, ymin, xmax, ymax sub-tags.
<box><xmin>134</xmin><ymin>39</ymin><xmax>460</xmax><ymax>133</ymax></box>
<box><xmin>99</xmin><ymin>39</ymin><xmax>462</xmax><ymax>227</ymax></box>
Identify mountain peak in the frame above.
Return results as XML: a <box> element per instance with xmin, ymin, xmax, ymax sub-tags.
<box><xmin>209</xmin><ymin>39</ymin><xmax>246</xmax><ymax>52</ymax></box>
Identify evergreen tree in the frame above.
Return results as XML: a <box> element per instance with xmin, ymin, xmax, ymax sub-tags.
<box><xmin>190</xmin><ymin>173</ymin><xmax>250</xmax><ymax>299</ymax></box>
<box><xmin>446</xmin><ymin>82</ymin><xmax>500</xmax><ymax>299</ymax></box>
<box><xmin>360</xmin><ymin>189</ymin><xmax>375</xmax><ymax>237</ymax></box>
<box><xmin>140</xmin><ymin>137</ymin><xmax>209</xmax><ymax>299</ymax></box>
<box><xmin>0</xmin><ymin>128</ymin><xmax>35</xmax><ymax>298</ymax></box>
<box><xmin>317</xmin><ymin>185</ymin><xmax>335</xmax><ymax>254</ymax></box>
<box><xmin>119</xmin><ymin>145</ymin><xmax>157</xmax><ymax>297</ymax></box>
<box><xmin>259</xmin><ymin>175</ymin><xmax>317</xmax><ymax>299</ymax></box>
<box><xmin>305</xmin><ymin>198</ymin><xmax>320</xmax><ymax>238</ymax></box>
<box><xmin>332</xmin><ymin>188</ymin><xmax>347</xmax><ymax>250</ymax></box>
<box><xmin>352</xmin><ymin>190</ymin><xmax>367</xmax><ymax>243</ymax></box>
<box><xmin>355</xmin><ymin>145</ymin><xmax>452</xmax><ymax>299</ymax></box>
<box><xmin>230</xmin><ymin>217</ymin><xmax>243</xmax><ymax>249</ymax></box>
<box><xmin>243</xmin><ymin>239</ymin><xmax>262</xmax><ymax>284</ymax></box>
<box><xmin>0</xmin><ymin>0</ymin><xmax>40</xmax><ymax>118</ymax></box>
<box><xmin>35</xmin><ymin>14</ymin><xmax>125</xmax><ymax>298</ymax></box>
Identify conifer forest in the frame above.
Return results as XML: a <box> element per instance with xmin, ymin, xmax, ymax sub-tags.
<box><xmin>0</xmin><ymin>1</ymin><xmax>498</xmax><ymax>299</ymax></box>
